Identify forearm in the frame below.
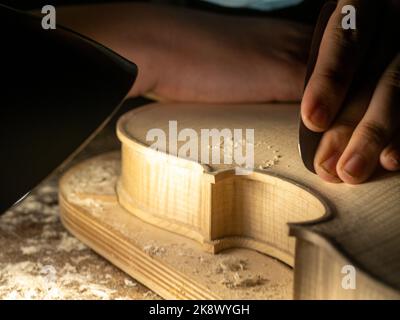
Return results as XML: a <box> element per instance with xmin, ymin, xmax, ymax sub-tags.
<box><xmin>55</xmin><ymin>2</ymin><xmax>312</xmax><ymax>102</ymax></box>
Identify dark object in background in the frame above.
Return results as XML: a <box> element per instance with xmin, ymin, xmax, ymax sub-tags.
<box><xmin>0</xmin><ymin>5</ymin><xmax>137</xmax><ymax>214</ymax></box>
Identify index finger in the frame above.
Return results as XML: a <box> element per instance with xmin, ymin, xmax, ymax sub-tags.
<box><xmin>301</xmin><ymin>0</ymin><xmax>380</xmax><ymax>132</ymax></box>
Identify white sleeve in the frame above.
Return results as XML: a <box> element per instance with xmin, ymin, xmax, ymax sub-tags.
<box><xmin>201</xmin><ymin>0</ymin><xmax>304</xmax><ymax>11</ymax></box>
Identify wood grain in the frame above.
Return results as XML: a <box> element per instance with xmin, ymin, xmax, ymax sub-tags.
<box><xmin>60</xmin><ymin>102</ymin><xmax>400</xmax><ymax>299</ymax></box>
<box><xmin>59</xmin><ymin>153</ymin><xmax>293</xmax><ymax>299</ymax></box>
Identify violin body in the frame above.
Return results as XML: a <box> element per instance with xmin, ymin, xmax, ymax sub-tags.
<box><xmin>59</xmin><ymin>102</ymin><xmax>400</xmax><ymax>299</ymax></box>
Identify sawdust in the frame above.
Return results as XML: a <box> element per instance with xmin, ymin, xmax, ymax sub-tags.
<box><xmin>21</xmin><ymin>246</ymin><xmax>41</xmax><ymax>255</ymax></box>
<box><xmin>214</xmin><ymin>257</ymin><xmax>266</xmax><ymax>289</ymax></box>
<box><xmin>209</xmin><ymin>136</ymin><xmax>285</xmax><ymax>171</ymax></box>
<box><xmin>59</xmin><ymin>153</ymin><xmax>294</xmax><ymax>299</ymax></box>
<box><xmin>143</xmin><ymin>291</ymin><xmax>160</xmax><ymax>300</ymax></box>
<box><xmin>0</xmin><ymin>178</ymin><xmax>160</xmax><ymax>300</ymax></box>
<box><xmin>56</xmin><ymin>232</ymin><xmax>87</xmax><ymax>252</ymax></box>
<box><xmin>221</xmin><ymin>273</ymin><xmax>265</xmax><ymax>289</ymax></box>
<box><xmin>124</xmin><ymin>279</ymin><xmax>137</xmax><ymax>287</ymax></box>
<box><xmin>215</xmin><ymin>257</ymin><xmax>247</xmax><ymax>273</ymax></box>
<box><xmin>258</xmin><ymin>146</ymin><xmax>283</xmax><ymax>170</ymax></box>
<box><xmin>66</xmin><ymin>157</ymin><xmax>120</xmax><ymax>196</ymax></box>
<box><xmin>64</xmin><ymin>157</ymin><xmax>120</xmax><ymax>215</ymax></box>
<box><xmin>143</xmin><ymin>244</ymin><xmax>167</xmax><ymax>257</ymax></box>
<box><xmin>0</xmin><ymin>261</ymin><xmax>129</xmax><ymax>300</ymax></box>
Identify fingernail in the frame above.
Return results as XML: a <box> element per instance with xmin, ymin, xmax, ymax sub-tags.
<box><xmin>343</xmin><ymin>153</ymin><xmax>366</xmax><ymax>177</ymax></box>
<box><xmin>388</xmin><ymin>152</ymin><xmax>400</xmax><ymax>168</ymax></box>
<box><xmin>309</xmin><ymin>107</ymin><xmax>329</xmax><ymax>129</ymax></box>
<box><xmin>320</xmin><ymin>152</ymin><xmax>341</xmax><ymax>176</ymax></box>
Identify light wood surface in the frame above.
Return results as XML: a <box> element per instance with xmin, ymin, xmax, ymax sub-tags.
<box><xmin>59</xmin><ymin>102</ymin><xmax>400</xmax><ymax>299</ymax></box>
<box><xmin>59</xmin><ymin>153</ymin><xmax>293</xmax><ymax>299</ymax></box>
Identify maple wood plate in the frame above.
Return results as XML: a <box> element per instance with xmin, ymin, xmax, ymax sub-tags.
<box><xmin>59</xmin><ymin>102</ymin><xmax>400</xmax><ymax>299</ymax></box>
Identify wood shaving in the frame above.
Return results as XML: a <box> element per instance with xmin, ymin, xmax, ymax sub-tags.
<box><xmin>221</xmin><ymin>273</ymin><xmax>265</xmax><ymax>289</ymax></box>
<box><xmin>143</xmin><ymin>244</ymin><xmax>167</xmax><ymax>257</ymax></box>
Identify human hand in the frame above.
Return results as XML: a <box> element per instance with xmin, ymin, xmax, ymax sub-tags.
<box><xmin>301</xmin><ymin>0</ymin><xmax>400</xmax><ymax>184</ymax></box>
<box><xmin>56</xmin><ymin>3</ymin><xmax>312</xmax><ymax>103</ymax></box>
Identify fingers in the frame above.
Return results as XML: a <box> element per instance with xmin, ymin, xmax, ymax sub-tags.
<box><xmin>314</xmin><ymin>83</ymin><xmax>370</xmax><ymax>183</ymax></box>
<box><xmin>314</xmin><ymin>125</ymin><xmax>351</xmax><ymax>183</ymax></box>
<box><xmin>336</xmin><ymin>53</ymin><xmax>400</xmax><ymax>184</ymax></box>
<box><xmin>380</xmin><ymin>135</ymin><xmax>400</xmax><ymax>171</ymax></box>
<box><xmin>301</xmin><ymin>0</ymin><xmax>378</xmax><ymax>132</ymax></box>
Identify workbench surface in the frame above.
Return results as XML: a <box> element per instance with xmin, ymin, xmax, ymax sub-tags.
<box><xmin>0</xmin><ymin>101</ymin><xmax>160</xmax><ymax>299</ymax></box>
<box><xmin>0</xmin><ymin>176</ymin><xmax>160</xmax><ymax>300</ymax></box>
